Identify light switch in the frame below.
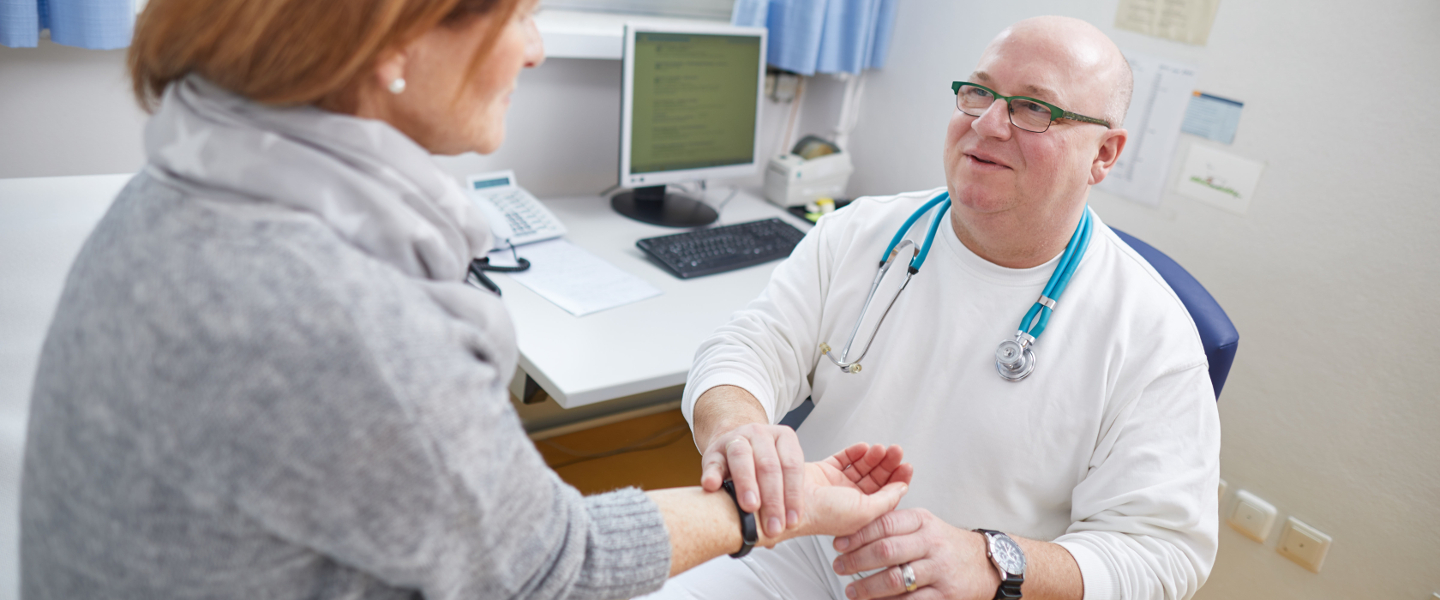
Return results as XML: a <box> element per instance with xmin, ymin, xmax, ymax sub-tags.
<box><xmin>1277</xmin><ymin>517</ymin><xmax>1331</xmax><ymax>573</ymax></box>
<box><xmin>1218</xmin><ymin>478</ymin><xmax>1227</xmax><ymax>502</ymax></box>
<box><xmin>1227</xmin><ymin>490</ymin><xmax>1276</xmax><ymax>543</ymax></box>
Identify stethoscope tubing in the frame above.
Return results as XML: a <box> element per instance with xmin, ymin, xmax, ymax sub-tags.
<box><xmin>824</xmin><ymin>191</ymin><xmax>1092</xmax><ymax>380</ymax></box>
<box><xmin>1017</xmin><ymin>206</ymin><xmax>1093</xmax><ymax>340</ymax></box>
<box><xmin>881</xmin><ymin>192</ymin><xmax>952</xmax><ymax>271</ymax></box>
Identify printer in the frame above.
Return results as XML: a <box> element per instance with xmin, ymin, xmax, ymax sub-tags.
<box><xmin>763</xmin><ymin>136</ymin><xmax>853</xmax><ymax>208</ymax></box>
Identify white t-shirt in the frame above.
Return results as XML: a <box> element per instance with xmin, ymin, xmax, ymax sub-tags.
<box><xmin>683</xmin><ymin>188</ymin><xmax>1221</xmax><ymax>600</ymax></box>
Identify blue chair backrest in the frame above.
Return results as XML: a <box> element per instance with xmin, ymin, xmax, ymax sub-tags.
<box><xmin>779</xmin><ymin>227</ymin><xmax>1238</xmax><ymax>429</ymax></box>
<box><xmin>1110</xmin><ymin>228</ymin><xmax>1238</xmax><ymax>400</ymax></box>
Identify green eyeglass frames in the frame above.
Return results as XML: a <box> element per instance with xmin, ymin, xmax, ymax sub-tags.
<box><xmin>951</xmin><ymin>81</ymin><xmax>1111</xmax><ymax>133</ymax></box>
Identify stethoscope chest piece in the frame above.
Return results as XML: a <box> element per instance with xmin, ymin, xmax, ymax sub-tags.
<box><xmin>994</xmin><ymin>334</ymin><xmax>1036</xmax><ymax>381</ymax></box>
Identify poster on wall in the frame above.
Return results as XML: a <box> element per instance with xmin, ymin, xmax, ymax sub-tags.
<box><xmin>1115</xmin><ymin>0</ymin><xmax>1221</xmax><ymax>46</ymax></box>
<box><xmin>1175</xmin><ymin>143</ymin><xmax>1265</xmax><ymax>215</ymax></box>
<box><xmin>1096</xmin><ymin>52</ymin><xmax>1199</xmax><ymax>207</ymax></box>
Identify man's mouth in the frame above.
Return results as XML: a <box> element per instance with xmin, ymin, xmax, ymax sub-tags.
<box><xmin>967</xmin><ymin>153</ymin><xmax>1007</xmax><ymax>168</ymax></box>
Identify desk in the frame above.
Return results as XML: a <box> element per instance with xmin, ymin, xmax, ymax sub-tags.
<box><xmin>500</xmin><ymin>190</ymin><xmax>810</xmax><ymax>429</ymax></box>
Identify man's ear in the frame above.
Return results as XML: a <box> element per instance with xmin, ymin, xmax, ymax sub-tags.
<box><xmin>1088</xmin><ymin>128</ymin><xmax>1127</xmax><ymax>186</ymax></box>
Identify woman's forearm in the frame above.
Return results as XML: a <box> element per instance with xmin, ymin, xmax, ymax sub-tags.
<box><xmin>647</xmin><ymin>487</ymin><xmax>759</xmax><ymax>576</ymax></box>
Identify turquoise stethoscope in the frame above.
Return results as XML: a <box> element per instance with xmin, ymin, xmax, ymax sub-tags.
<box><xmin>818</xmin><ymin>191</ymin><xmax>1094</xmax><ymax>381</ymax></box>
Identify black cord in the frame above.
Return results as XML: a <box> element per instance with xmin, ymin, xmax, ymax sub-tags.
<box><xmin>468</xmin><ymin>260</ymin><xmax>502</xmax><ymax>295</ymax></box>
<box><xmin>476</xmin><ymin>256</ymin><xmax>531</xmax><ymax>272</ymax></box>
<box><xmin>467</xmin><ymin>242</ymin><xmax>534</xmax><ymax>296</ymax></box>
<box><xmin>478</xmin><ymin>240</ymin><xmax>533</xmax><ymax>272</ymax></box>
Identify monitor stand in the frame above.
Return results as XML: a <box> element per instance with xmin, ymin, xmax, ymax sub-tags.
<box><xmin>611</xmin><ymin>184</ymin><xmax>718</xmax><ymax>228</ymax></box>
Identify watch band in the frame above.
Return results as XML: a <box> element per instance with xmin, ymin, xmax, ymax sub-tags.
<box><xmin>994</xmin><ymin>574</ymin><xmax>1023</xmax><ymax>600</ymax></box>
<box><xmin>720</xmin><ymin>480</ymin><xmax>757</xmax><ymax>558</ymax></box>
<box><xmin>975</xmin><ymin>529</ymin><xmax>1025</xmax><ymax>600</ymax></box>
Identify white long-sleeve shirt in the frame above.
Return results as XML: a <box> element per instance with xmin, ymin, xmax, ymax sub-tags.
<box><xmin>682</xmin><ymin>188</ymin><xmax>1221</xmax><ymax>600</ymax></box>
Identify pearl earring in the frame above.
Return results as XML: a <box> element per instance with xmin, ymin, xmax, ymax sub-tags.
<box><xmin>388</xmin><ymin>78</ymin><xmax>406</xmax><ymax>95</ymax></box>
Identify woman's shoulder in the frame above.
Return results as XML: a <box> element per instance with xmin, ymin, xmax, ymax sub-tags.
<box><xmin>70</xmin><ymin>171</ymin><xmax>458</xmax><ymax>358</ymax></box>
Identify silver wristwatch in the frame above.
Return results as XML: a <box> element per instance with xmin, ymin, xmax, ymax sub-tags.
<box><xmin>975</xmin><ymin>529</ymin><xmax>1026</xmax><ymax>599</ymax></box>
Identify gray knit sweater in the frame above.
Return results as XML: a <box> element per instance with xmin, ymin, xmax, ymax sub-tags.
<box><xmin>20</xmin><ymin>172</ymin><xmax>671</xmax><ymax>599</ymax></box>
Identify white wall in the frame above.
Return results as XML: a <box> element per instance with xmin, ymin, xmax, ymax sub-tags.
<box><xmin>841</xmin><ymin>1</ymin><xmax>1440</xmax><ymax>599</ymax></box>
<box><xmin>4</xmin><ymin>1</ymin><xmax>1440</xmax><ymax>597</ymax></box>
<box><xmin>0</xmin><ymin>41</ymin><xmax>792</xmax><ymax>193</ymax></box>
<box><xmin>0</xmin><ymin>43</ymin><xmax>149</xmax><ymax>178</ymax></box>
<box><xmin>0</xmin><ymin>43</ymin><xmax>626</xmax><ymax>191</ymax></box>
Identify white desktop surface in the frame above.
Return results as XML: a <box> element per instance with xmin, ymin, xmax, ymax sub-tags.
<box><xmin>500</xmin><ymin>190</ymin><xmax>809</xmax><ymax>408</ymax></box>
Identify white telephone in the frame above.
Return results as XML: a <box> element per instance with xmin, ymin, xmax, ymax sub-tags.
<box><xmin>465</xmin><ymin>170</ymin><xmax>567</xmax><ymax>248</ymax></box>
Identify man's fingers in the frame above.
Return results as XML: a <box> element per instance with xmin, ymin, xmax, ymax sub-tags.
<box><xmin>845</xmin><ymin>559</ymin><xmax>937</xmax><ymax>600</ymax></box>
<box><xmin>777</xmin><ymin>428</ymin><xmax>806</xmax><ymax>529</ymax></box>
<box><xmin>832</xmin><ymin>510</ymin><xmax>923</xmax><ymax>576</ymax></box>
<box><xmin>699</xmin><ymin>446</ymin><xmax>730</xmax><ymax>492</ymax></box>
<box><xmin>723</xmin><ymin>437</ymin><xmax>760</xmax><ymax>511</ymax></box>
<box><xmin>747</xmin><ymin>433</ymin><xmax>787</xmax><ymax>537</ymax></box>
<box><xmin>834</xmin><ymin>506</ymin><xmax>924</xmax><ymax>553</ymax></box>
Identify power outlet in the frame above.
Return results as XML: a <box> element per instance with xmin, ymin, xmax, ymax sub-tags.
<box><xmin>1228</xmin><ymin>490</ymin><xmax>1277</xmax><ymax>543</ymax></box>
<box><xmin>1277</xmin><ymin>517</ymin><xmax>1331</xmax><ymax>572</ymax></box>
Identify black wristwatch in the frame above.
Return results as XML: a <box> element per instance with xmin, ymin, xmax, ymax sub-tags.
<box><xmin>975</xmin><ymin>529</ymin><xmax>1026</xmax><ymax>599</ymax></box>
<box><xmin>720</xmin><ymin>480</ymin><xmax>757</xmax><ymax>558</ymax></box>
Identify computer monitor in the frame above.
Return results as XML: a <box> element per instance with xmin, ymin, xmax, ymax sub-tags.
<box><xmin>616</xmin><ymin>23</ymin><xmax>767</xmax><ymax>227</ymax></box>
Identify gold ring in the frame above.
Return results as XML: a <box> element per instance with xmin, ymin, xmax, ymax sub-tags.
<box><xmin>901</xmin><ymin>562</ymin><xmax>918</xmax><ymax>592</ymax></box>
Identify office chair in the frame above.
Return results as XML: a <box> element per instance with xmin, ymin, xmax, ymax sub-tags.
<box><xmin>1109</xmin><ymin>228</ymin><xmax>1238</xmax><ymax>401</ymax></box>
<box><xmin>778</xmin><ymin>228</ymin><xmax>1238</xmax><ymax>430</ymax></box>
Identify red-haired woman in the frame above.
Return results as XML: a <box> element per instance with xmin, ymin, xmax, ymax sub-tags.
<box><xmin>19</xmin><ymin>0</ymin><xmax>911</xmax><ymax>598</ymax></box>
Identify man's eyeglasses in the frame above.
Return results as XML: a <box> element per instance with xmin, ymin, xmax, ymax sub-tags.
<box><xmin>951</xmin><ymin>81</ymin><xmax>1111</xmax><ymax>133</ymax></box>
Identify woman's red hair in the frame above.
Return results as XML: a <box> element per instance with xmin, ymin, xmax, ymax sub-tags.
<box><xmin>128</xmin><ymin>0</ymin><xmax>522</xmax><ymax>112</ymax></box>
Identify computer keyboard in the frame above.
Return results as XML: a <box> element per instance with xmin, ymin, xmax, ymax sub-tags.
<box><xmin>637</xmin><ymin>218</ymin><xmax>808</xmax><ymax>279</ymax></box>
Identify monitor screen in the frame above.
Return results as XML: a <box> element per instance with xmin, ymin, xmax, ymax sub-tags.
<box><xmin>621</xmin><ymin>24</ymin><xmax>766</xmax><ymax>189</ymax></box>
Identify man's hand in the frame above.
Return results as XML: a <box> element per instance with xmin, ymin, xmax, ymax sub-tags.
<box><xmin>830</xmin><ymin>508</ymin><xmax>999</xmax><ymax>600</ymax></box>
<box><xmin>701</xmin><ymin>422</ymin><xmax>913</xmax><ymax>539</ymax></box>
<box><xmin>699</xmin><ymin>422</ymin><xmax>806</xmax><ymax>538</ymax></box>
<box><xmin>650</xmin><ymin>443</ymin><xmax>912</xmax><ymax>577</ymax></box>
<box><xmin>769</xmin><ymin>443</ymin><xmax>915</xmax><ymax>545</ymax></box>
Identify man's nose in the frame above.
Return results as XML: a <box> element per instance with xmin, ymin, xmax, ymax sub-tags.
<box><xmin>972</xmin><ymin>100</ymin><xmax>1012</xmax><ymax>140</ymax></box>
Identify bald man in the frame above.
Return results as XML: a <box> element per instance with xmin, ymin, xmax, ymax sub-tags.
<box><xmin>642</xmin><ymin>16</ymin><xmax>1220</xmax><ymax>600</ymax></box>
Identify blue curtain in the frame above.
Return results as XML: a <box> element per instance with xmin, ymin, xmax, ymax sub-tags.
<box><xmin>1</xmin><ymin>0</ymin><xmax>134</xmax><ymax>49</ymax></box>
<box><xmin>732</xmin><ymin>0</ymin><xmax>896</xmax><ymax>76</ymax></box>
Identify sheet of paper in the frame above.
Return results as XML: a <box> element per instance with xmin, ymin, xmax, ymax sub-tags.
<box><xmin>1182</xmin><ymin>91</ymin><xmax>1244</xmax><ymax>144</ymax></box>
<box><xmin>499</xmin><ymin>238</ymin><xmax>661</xmax><ymax>316</ymax></box>
<box><xmin>1175</xmin><ymin>143</ymin><xmax>1265</xmax><ymax>214</ymax></box>
<box><xmin>1115</xmin><ymin>0</ymin><xmax>1221</xmax><ymax>46</ymax></box>
<box><xmin>1097</xmin><ymin>52</ymin><xmax>1199</xmax><ymax>207</ymax></box>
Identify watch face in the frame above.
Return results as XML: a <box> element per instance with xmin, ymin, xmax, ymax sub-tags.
<box><xmin>991</xmin><ymin>534</ymin><xmax>1026</xmax><ymax>574</ymax></box>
